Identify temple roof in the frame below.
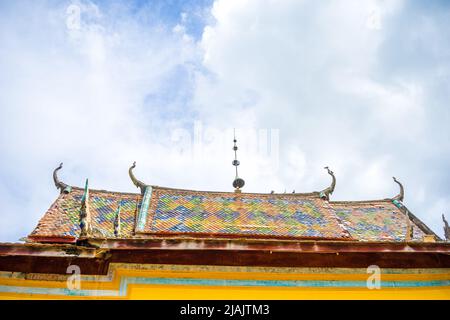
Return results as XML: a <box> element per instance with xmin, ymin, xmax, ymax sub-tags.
<box><xmin>28</xmin><ymin>164</ymin><xmax>439</xmax><ymax>243</ymax></box>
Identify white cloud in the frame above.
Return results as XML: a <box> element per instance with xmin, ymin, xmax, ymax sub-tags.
<box><xmin>191</xmin><ymin>0</ymin><xmax>450</xmax><ymax>237</ymax></box>
<box><xmin>1</xmin><ymin>0</ymin><xmax>449</xmax><ymax>241</ymax></box>
<box><xmin>0</xmin><ymin>1</ymin><xmax>201</xmax><ymax>240</ymax></box>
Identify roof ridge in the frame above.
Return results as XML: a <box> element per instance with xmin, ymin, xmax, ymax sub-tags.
<box><xmin>329</xmin><ymin>199</ymin><xmax>394</xmax><ymax>205</ymax></box>
<box><xmin>66</xmin><ymin>185</ymin><xmax>412</xmax><ymax>203</ymax></box>
<box><xmin>67</xmin><ymin>185</ymin><xmax>323</xmax><ymax>197</ymax></box>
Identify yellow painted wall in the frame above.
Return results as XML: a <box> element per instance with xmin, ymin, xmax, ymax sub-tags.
<box><xmin>0</xmin><ymin>264</ymin><xmax>449</xmax><ymax>300</ymax></box>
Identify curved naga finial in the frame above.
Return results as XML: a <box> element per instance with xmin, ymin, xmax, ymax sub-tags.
<box><xmin>392</xmin><ymin>177</ymin><xmax>404</xmax><ymax>202</ymax></box>
<box><xmin>129</xmin><ymin>161</ymin><xmax>147</xmax><ymax>194</ymax></box>
<box><xmin>53</xmin><ymin>162</ymin><xmax>70</xmax><ymax>193</ymax></box>
<box><xmin>320</xmin><ymin>166</ymin><xmax>336</xmax><ymax>200</ymax></box>
<box><xmin>443</xmin><ymin>214</ymin><xmax>450</xmax><ymax>241</ymax></box>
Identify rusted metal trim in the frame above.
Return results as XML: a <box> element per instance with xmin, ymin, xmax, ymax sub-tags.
<box><xmin>133</xmin><ymin>231</ymin><xmax>354</xmax><ymax>242</ymax></box>
<box><xmin>3</xmin><ymin>240</ymin><xmax>450</xmax><ymax>258</ymax></box>
<box><xmin>95</xmin><ymin>239</ymin><xmax>450</xmax><ymax>253</ymax></box>
<box><xmin>27</xmin><ymin>236</ymin><xmax>77</xmax><ymax>244</ymax></box>
<box><xmin>0</xmin><ymin>243</ymin><xmax>97</xmax><ymax>258</ymax></box>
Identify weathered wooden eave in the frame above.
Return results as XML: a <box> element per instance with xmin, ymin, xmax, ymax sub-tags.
<box><xmin>1</xmin><ymin>240</ymin><xmax>449</xmax><ymax>275</ymax></box>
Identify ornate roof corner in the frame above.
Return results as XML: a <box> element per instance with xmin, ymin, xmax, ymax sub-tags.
<box><xmin>53</xmin><ymin>163</ymin><xmax>71</xmax><ymax>194</ymax></box>
<box><xmin>319</xmin><ymin>166</ymin><xmax>336</xmax><ymax>201</ymax></box>
<box><xmin>129</xmin><ymin>161</ymin><xmax>147</xmax><ymax>194</ymax></box>
<box><xmin>443</xmin><ymin>214</ymin><xmax>450</xmax><ymax>241</ymax></box>
<box><xmin>392</xmin><ymin>177</ymin><xmax>404</xmax><ymax>202</ymax></box>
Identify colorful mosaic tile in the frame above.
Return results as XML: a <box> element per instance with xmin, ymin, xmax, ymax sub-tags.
<box><xmin>142</xmin><ymin>189</ymin><xmax>349</xmax><ymax>239</ymax></box>
<box><xmin>330</xmin><ymin>201</ymin><xmax>427</xmax><ymax>241</ymax></box>
<box><xmin>30</xmin><ymin>189</ymin><xmax>139</xmax><ymax>239</ymax></box>
<box><xmin>29</xmin><ymin>186</ymin><xmax>431</xmax><ymax>242</ymax></box>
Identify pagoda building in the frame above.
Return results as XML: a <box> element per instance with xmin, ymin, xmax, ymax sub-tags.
<box><xmin>0</xmin><ymin>144</ymin><xmax>449</xmax><ymax>299</ymax></box>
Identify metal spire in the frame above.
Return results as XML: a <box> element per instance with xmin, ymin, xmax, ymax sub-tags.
<box><xmin>232</xmin><ymin>129</ymin><xmax>245</xmax><ymax>192</ymax></box>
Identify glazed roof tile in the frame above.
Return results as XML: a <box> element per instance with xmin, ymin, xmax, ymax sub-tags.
<box><xmin>329</xmin><ymin>200</ymin><xmax>427</xmax><ymax>241</ymax></box>
<box><xmin>28</xmin><ymin>185</ymin><xmax>434</xmax><ymax>243</ymax></box>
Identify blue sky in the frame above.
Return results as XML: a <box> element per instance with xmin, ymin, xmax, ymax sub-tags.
<box><xmin>0</xmin><ymin>0</ymin><xmax>450</xmax><ymax>241</ymax></box>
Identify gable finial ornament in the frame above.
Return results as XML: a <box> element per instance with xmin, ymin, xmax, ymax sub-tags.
<box><xmin>443</xmin><ymin>214</ymin><xmax>450</xmax><ymax>241</ymax></box>
<box><xmin>319</xmin><ymin>166</ymin><xmax>336</xmax><ymax>201</ymax></box>
<box><xmin>53</xmin><ymin>162</ymin><xmax>71</xmax><ymax>194</ymax></box>
<box><xmin>129</xmin><ymin>161</ymin><xmax>148</xmax><ymax>195</ymax></box>
<box><xmin>392</xmin><ymin>177</ymin><xmax>404</xmax><ymax>202</ymax></box>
